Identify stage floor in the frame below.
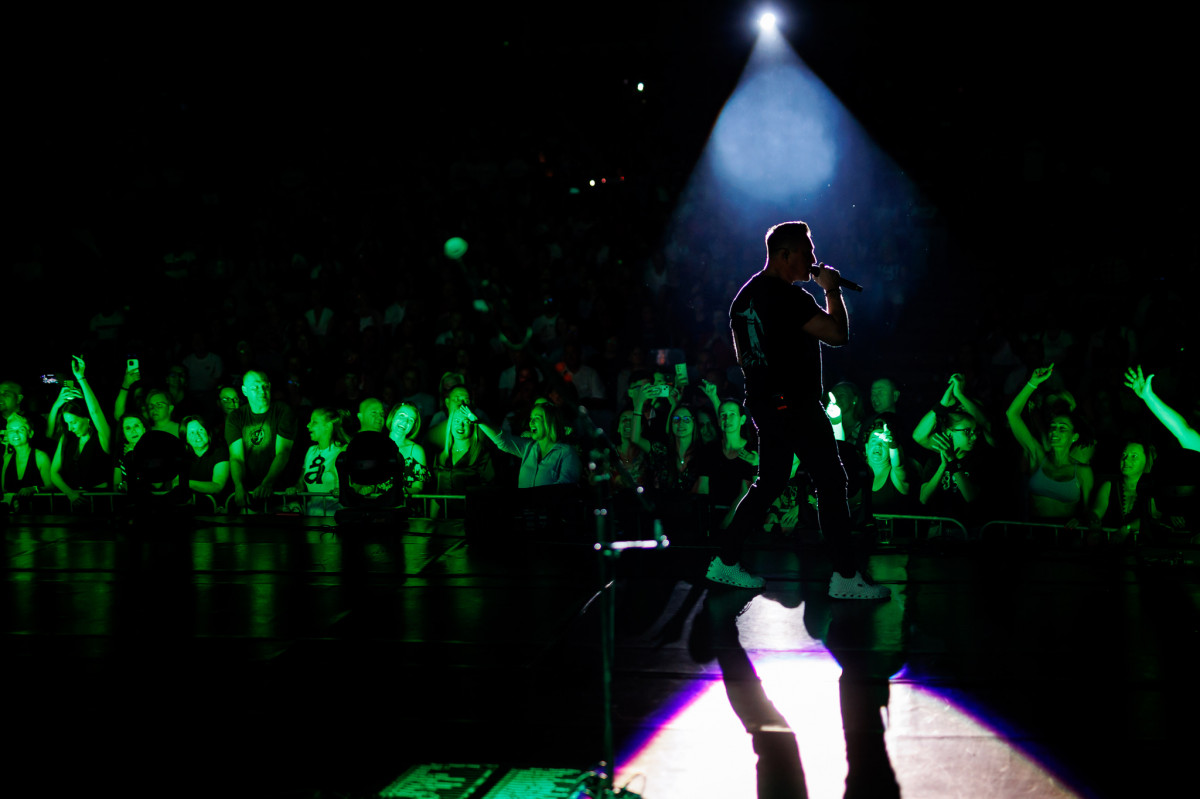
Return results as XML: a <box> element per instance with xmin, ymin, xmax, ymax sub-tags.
<box><xmin>4</xmin><ymin>514</ymin><xmax>1196</xmax><ymax>798</ymax></box>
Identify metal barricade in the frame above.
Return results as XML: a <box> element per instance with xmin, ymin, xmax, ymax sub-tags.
<box><xmin>3</xmin><ymin>489</ymin><xmax>468</xmax><ymax>524</ymax></box>
<box><xmin>872</xmin><ymin>514</ymin><xmax>970</xmax><ymax>543</ymax></box>
<box><xmin>979</xmin><ymin>519</ymin><xmax>1122</xmax><ymax>544</ymax></box>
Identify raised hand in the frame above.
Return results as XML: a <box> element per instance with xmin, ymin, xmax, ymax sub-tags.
<box><xmin>1124</xmin><ymin>365</ymin><xmax>1153</xmax><ymax>399</ymax></box>
<box><xmin>814</xmin><ymin>263</ymin><xmax>842</xmax><ymax>292</ymax></box>
<box><xmin>876</xmin><ymin>422</ymin><xmax>896</xmax><ymax>449</ymax></box>
<box><xmin>826</xmin><ymin>391</ymin><xmax>842</xmax><ymax>422</ymax></box>
<box><xmin>70</xmin><ymin>355</ymin><xmax>87</xmax><ymax>381</ymax></box>
<box><xmin>1028</xmin><ymin>363</ymin><xmax>1054</xmax><ymax>387</ymax></box>
<box><xmin>931</xmin><ymin>432</ymin><xmax>955</xmax><ymax>463</ymax></box>
<box><xmin>55</xmin><ymin>384</ymin><xmax>81</xmax><ymax>405</ymax></box>
<box><xmin>122</xmin><ymin>362</ymin><xmax>142</xmax><ymax>389</ymax></box>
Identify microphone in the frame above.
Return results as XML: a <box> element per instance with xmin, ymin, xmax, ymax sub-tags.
<box><xmin>810</xmin><ymin>262</ymin><xmax>864</xmax><ymax>293</ymax></box>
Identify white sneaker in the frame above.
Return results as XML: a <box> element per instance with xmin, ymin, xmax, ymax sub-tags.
<box><xmin>828</xmin><ymin>571</ymin><xmax>891</xmax><ymax>600</ymax></box>
<box><xmin>706</xmin><ymin>556</ymin><xmax>766</xmax><ymax>589</ymax></box>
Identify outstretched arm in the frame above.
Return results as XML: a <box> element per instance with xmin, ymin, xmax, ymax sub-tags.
<box><xmin>72</xmin><ymin>356</ymin><xmax>112</xmax><ymax>455</ymax></box>
<box><xmin>1006</xmin><ymin>364</ymin><xmax>1054</xmax><ymax>465</ymax></box>
<box><xmin>1126</xmin><ymin>366</ymin><xmax>1200</xmax><ymax>452</ymax></box>
<box><xmin>475</xmin><ymin>413</ymin><xmax>526</xmax><ymax>458</ymax></box>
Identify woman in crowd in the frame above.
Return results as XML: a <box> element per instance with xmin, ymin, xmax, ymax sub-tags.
<box><xmin>480</xmin><ymin>401</ymin><xmax>581</xmax><ymax>488</ymax></box>
<box><xmin>49</xmin><ymin>356</ymin><xmax>113</xmax><ymax>507</ymax></box>
<box><xmin>284</xmin><ymin>408</ymin><xmax>350</xmax><ymax>516</ymax></box>
<box><xmin>2</xmin><ymin>413</ymin><xmax>51</xmax><ymax>497</ymax></box>
<box><xmin>427</xmin><ymin>376</ymin><xmax>485</xmax><ymax>452</ymax></box>
<box><xmin>609</xmin><ymin>409</ymin><xmax>646</xmax><ymax>489</ymax></box>
<box><xmin>1090</xmin><ymin>439</ymin><xmax>1184</xmax><ymax>542</ymax></box>
<box><xmin>180</xmin><ymin>415</ymin><xmax>230</xmax><ymax>509</ymax></box>
<box><xmin>631</xmin><ymin>389</ymin><xmax>710</xmax><ymax>495</ymax></box>
<box><xmin>144</xmin><ymin>389</ymin><xmax>181</xmax><ymax>438</ymax></box>
<box><xmin>694</xmin><ymin>407</ymin><xmax>718</xmax><ymax>446</ymax></box>
<box><xmin>217</xmin><ymin>385</ymin><xmax>242</xmax><ymax>421</ymax></box>
<box><xmin>914</xmin><ymin>373</ymin><xmax>998</xmax><ymax>450</ymax></box>
<box><xmin>707</xmin><ymin>399</ymin><xmax>759</xmax><ymax>528</ymax></box>
<box><xmin>862</xmin><ymin>418</ymin><xmax>915</xmax><ymax>516</ymax></box>
<box><xmin>1006</xmin><ymin>363</ymin><xmax>1095</xmax><ymax>524</ymax></box>
<box><xmin>113</xmin><ymin>414</ymin><xmax>147</xmax><ymax>490</ymax></box>
<box><xmin>919</xmin><ymin>411</ymin><xmax>986</xmax><ymax>524</ymax></box>
<box><xmin>430</xmin><ymin>406</ymin><xmax>496</xmax><ymax>517</ymax></box>
<box><xmin>386</xmin><ymin>402</ymin><xmax>427</xmax><ymax>494</ymax></box>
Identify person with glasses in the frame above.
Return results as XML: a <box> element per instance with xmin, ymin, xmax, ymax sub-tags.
<box><xmin>216</xmin><ymin>385</ymin><xmax>243</xmax><ymax>424</ymax></box>
<box><xmin>919</xmin><ymin>411</ymin><xmax>987</xmax><ymax>525</ymax></box>
<box><xmin>713</xmin><ymin>220</ymin><xmax>889</xmax><ymax>598</ymax></box>
<box><xmin>914</xmin><ymin>372</ymin><xmax>998</xmax><ymax>452</ymax></box>
<box><xmin>225</xmin><ymin>370</ymin><xmax>297</xmax><ymax>513</ymax></box>
<box><xmin>144</xmin><ymin>389</ymin><xmax>181</xmax><ymax>438</ymax></box>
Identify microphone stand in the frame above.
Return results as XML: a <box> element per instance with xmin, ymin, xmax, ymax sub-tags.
<box><xmin>573</xmin><ymin>407</ymin><xmax>665</xmax><ymax>799</ymax></box>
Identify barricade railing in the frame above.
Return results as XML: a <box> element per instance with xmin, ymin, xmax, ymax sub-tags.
<box><xmin>979</xmin><ymin>519</ymin><xmax>1122</xmax><ymax>544</ymax></box>
<box><xmin>1</xmin><ymin>491</ymin><xmax>467</xmax><ymax>521</ymax></box>
<box><xmin>872</xmin><ymin>514</ymin><xmax>971</xmax><ymax>543</ymax></box>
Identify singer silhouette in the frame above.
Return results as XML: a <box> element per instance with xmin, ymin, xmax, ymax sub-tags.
<box><xmin>708</xmin><ymin>220</ymin><xmax>890</xmax><ymax>600</ymax></box>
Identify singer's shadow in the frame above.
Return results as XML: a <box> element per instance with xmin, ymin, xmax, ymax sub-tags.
<box><xmin>689</xmin><ymin>582</ymin><xmax>904</xmax><ymax>799</ymax></box>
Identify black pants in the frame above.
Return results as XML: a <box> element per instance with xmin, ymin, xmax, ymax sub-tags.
<box><xmin>717</xmin><ymin>397</ymin><xmax>856</xmax><ymax>577</ymax></box>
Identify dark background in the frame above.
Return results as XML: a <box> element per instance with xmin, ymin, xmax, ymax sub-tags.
<box><xmin>8</xmin><ymin>4</ymin><xmax>1193</xmax><ymax>382</ymax></box>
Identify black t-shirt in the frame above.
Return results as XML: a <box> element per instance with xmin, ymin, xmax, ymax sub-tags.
<box><xmin>730</xmin><ymin>272</ymin><xmax>823</xmax><ymax>405</ymax></box>
<box><xmin>704</xmin><ymin>448</ymin><xmax>758</xmax><ymax>507</ymax></box>
<box><xmin>224</xmin><ymin>402</ymin><xmax>297</xmax><ymax>487</ymax></box>
<box><xmin>920</xmin><ymin>446</ymin><xmax>997</xmax><ymax>526</ymax></box>
<box><xmin>189</xmin><ymin>442</ymin><xmax>230</xmax><ymax>483</ymax></box>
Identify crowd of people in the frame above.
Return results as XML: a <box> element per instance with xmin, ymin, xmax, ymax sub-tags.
<box><xmin>2</xmin><ymin>316</ymin><xmax>1196</xmax><ymax>545</ymax></box>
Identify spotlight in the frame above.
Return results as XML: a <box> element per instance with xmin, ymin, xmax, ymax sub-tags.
<box><xmin>759</xmin><ymin>12</ymin><xmax>777</xmax><ymax>31</ymax></box>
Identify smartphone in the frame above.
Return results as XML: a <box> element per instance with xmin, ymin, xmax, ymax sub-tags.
<box><xmin>127</xmin><ymin>358</ymin><xmax>139</xmax><ymax>372</ymax></box>
<box><xmin>41</xmin><ymin>374</ymin><xmax>58</xmax><ymax>385</ymax></box>
<box><xmin>64</xmin><ymin>379</ymin><xmax>76</xmax><ymax>390</ymax></box>
<box><xmin>647</xmin><ymin>385</ymin><xmax>670</xmax><ymax>399</ymax></box>
<box><xmin>674</xmin><ymin>363</ymin><xmax>688</xmax><ymax>385</ymax></box>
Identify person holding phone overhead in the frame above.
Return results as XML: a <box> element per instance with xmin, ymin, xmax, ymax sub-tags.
<box><xmin>48</xmin><ymin>355</ymin><xmax>113</xmax><ymax>508</ymax></box>
<box><xmin>708</xmin><ymin>220</ymin><xmax>890</xmax><ymax>599</ymax></box>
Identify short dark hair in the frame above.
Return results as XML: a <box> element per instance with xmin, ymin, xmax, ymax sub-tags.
<box><xmin>765</xmin><ymin>221</ymin><xmax>811</xmax><ymax>255</ymax></box>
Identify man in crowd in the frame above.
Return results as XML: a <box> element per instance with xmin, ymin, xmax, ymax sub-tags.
<box><xmin>357</xmin><ymin>397</ymin><xmax>386</xmax><ymax>435</ymax></box>
<box><xmin>1</xmin><ymin>380</ymin><xmax>25</xmax><ymax>438</ymax></box>
<box><xmin>226</xmin><ymin>370</ymin><xmax>296</xmax><ymax>511</ymax></box>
